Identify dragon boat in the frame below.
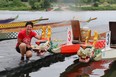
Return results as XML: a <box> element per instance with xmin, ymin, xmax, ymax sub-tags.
<box><xmin>0</xmin><ymin>18</ymin><xmax>49</xmax><ymax>29</ymax></box>
<box><xmin>18</xmin><ymin>20</ymin><xmax>114</xmax><ymax>64</ymax></box>
<box><xmin>51</xmin><ymin>30</ymin><xmax>106</xmax><ymax>62</ymax></box>
<box><xmin>51</xmin><ymin>20</ymin><xmax>111</xmax><ymax>63</ymax></box>
<box><xmin>30</xmin><ymin>20</ymin><xmax>109</xmax><ymax>63</ymax></box>
<box><xmin>0</xmin><ymin>15</ymin><xmax>18</xmax><ymax>24</ymax></box>
<box><xmin>0</xmin><ymin>18</ymin><xmax>49</xmax><ymax>40</ymax></box>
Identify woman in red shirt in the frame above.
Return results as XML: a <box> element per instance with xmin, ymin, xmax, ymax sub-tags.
<box><xmin>16</xmin><ymin>21</ymin><xmax>41</xmax><ymax>64</ymax></box>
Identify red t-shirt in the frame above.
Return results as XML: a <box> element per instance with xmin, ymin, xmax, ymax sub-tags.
<box><xmin>16</xmin><ymin>29</ymin><xmax>37</xmax><ymax>47</ymax></box>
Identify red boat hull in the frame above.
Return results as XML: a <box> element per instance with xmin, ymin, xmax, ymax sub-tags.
<box><xmin>61</xmin><ymin>44</ymin><xmax>80</xmax><ymax>54</ymax></box>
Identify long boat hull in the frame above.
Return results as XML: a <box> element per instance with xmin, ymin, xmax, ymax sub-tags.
<box><xmin>0</xmin><ymin>21</ymin><xmax>70</xmax><ymax>40</ymax></box>
<box><xmin>0</xmin><ymin>18</ymin><xmax>48</xmax><ymax>29</ymax></box>
<box><xmin>0</xmin><ymin>15</ymin><xmax>18</xmax><ymax>24</ymax></box>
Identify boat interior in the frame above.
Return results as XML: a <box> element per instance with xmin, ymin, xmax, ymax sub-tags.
<box><xmin>109</xmin><ymin>22</ymin><xmax>116</xmax><ymax>48</ymax></box>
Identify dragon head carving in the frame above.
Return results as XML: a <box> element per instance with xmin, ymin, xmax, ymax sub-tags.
<box><xmin>77</xmin><ymin>45</ymin><xmax>102</xmax><ymax>63</ymax></box>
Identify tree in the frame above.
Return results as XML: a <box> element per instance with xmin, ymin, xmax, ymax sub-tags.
<box><xmin>107</xmin><ymin>0</ymin><xmax>115</xmax><ymax>4</ymax></box>
<box><xmin>28</xmin><ymin>0</ymin><xmax>51</xmax><ymax>10</ymax></box>
<box><xmin>0</xmin><ymin>0</ymin><xmax>26</xmax><ymax>8</ymax></box>
<box><xmin>75</xmin><ymin>0</ymin><xmax>84</xmax><ymax>7</ymax></box>
<box><xmin>92</xmin><ymin>0</ymin><xmax>99</xmax><ymax>7</ymax></box>
<box><xmin>21</xmin><ymin>0</ymin><xmax>28</xmax><ymax>2</ymax></box>
<box><xmin>28</xmin><ymin>0</ymin><xmax>38</xmax><ymax>9</ymax></box>
<box><xmin>40</xmin><ymin>0</ymin><xmax>50</xmax><ymax>8</ymax></box>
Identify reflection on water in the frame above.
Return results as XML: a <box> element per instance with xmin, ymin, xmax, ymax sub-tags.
<box><xmin>5</xmin><ymin>55</ymin><xmax>116</xmax><ymax>77</ymax></box>
<box><xmin>60</xmin><ymin>59</ymin><xmax>113</xmax><ymax>77</ymax></box>
<box><xmin>6</xmin><ymin>54</ymin><xmax>69</xmax><ymax>77</ymax></box>
<box><xmin>16</xmin><ymin>73</ymin><xmax>30</xmax><ymax>77</ymax></box>
<box><xmin>102</xmin><ymin>60</ymin><xmax>116</xmax><ymax>77</ymax></box>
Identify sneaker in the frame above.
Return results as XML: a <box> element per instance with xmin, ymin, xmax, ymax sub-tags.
<box><xmin>19</xmin><ymin>57</ymin><xmax>24</xmax><ymax>64</ymax></box>
<box><xmin>25</xmin><ymin>57</ymin><xmax>30</xmax><ymax>63</ymax></box>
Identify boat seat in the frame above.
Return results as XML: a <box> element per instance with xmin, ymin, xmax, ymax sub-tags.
<box><xmin>72</xmin><ymin>40</ymin><xmax>81</xmax><ymax>44</ymax></box>
<box><xmin>71</xmin><ymin>20</ymin><xmax>82</xmax><ymax>42</ymax></box>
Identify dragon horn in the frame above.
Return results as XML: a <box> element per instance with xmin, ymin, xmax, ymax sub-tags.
<box><xmin>85</xmin><ymin>29</ymin><xmax>91</xmax><ymax>44</ymax></box>
<box><xmin>93</xmin><ymin>31</ymin><xmax>98</xmax><ymax>46</ymax></box>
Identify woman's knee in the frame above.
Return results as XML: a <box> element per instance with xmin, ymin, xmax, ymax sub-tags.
<box><xmin>26</xmin><ymin>51</ymin><xmax>32</xmax><ymax>58</ymax></box>
<box><xmin>19</xmin><ymin>43</ymin><xmax>27</xmax><ymax>54</ymax></box>
<box><xmin>19</xmin><ymin>43</ymin><xmax>26</xmax><ymax>48</ymax></box>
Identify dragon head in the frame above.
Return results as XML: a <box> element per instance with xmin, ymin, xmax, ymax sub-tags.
<box><xmin>77</xmin><ymin>45</ymin><xmax>94</xmax><ymax>63</ymax></box>
<box><xmin>38</xmin><ymin>41</ymin><xmax>51</xmax><ymax>51</ymax></box>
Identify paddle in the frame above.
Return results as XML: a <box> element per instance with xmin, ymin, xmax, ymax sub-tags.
<box><xmin>72</xmin><ymin>17</ymin><xmax>97</xmax><ymax>23</ymax></box>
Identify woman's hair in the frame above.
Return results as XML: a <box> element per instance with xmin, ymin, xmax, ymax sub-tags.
<box><xmin>25</xmin><ymin>21</ymin><xmax>34</xmax><ymax>28</ymax></box>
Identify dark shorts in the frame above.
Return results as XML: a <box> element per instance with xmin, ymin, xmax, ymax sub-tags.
<box><xmin>16</xmin><ymin>46</ymin><xmax>32</xmax><ymax>53</ymax></box>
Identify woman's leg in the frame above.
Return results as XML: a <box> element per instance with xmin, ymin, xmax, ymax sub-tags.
<box><xmin>19</xmin><ymin>43</ymin><xmax>26</xmax><ymax>61</ymax></box>
<box><xmin>26</xmin><ymin>50</ymin><xmax>32</xmax><ymax>58</ymax></box>
<box><xmin>26</xmin><ymin>50</ymin><xmax>32</xmax><ymax>62</ymax></box>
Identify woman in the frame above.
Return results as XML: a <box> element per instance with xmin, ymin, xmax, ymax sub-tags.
<box><xmin>16</xmin><ymin>21</ymin><xmax>41</xmax><ymax>64</ymax></box>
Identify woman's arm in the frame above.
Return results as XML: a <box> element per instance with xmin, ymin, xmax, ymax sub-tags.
<box><xmin>17</xmin><ymin>38</ymin><xmax>23</xmax><ymax>45</ymax></box>
<box><xmin>35</xmin><ymin>35</ymin><xmax>42</xmax><ymax>40</ymax></box>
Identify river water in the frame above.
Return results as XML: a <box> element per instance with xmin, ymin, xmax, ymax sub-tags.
<box><xmin>1</xmin><ymin>10</ymin><xmax>116</xmax><ymax>77</ymax></box>
<box><xmin>1</xmin><ymin>10</ymin><xmax>116</xmax><ymax>31</ymax></box>
<box><xmin>1</xmin><ymin>10</ymin><xmax>116</xmax><ymax>33</ymax></box>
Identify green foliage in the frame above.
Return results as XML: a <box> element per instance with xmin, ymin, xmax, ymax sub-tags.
<box><xmin>0</xmin><ymin>0</ymin><xmax>9</xmax><ymax>7</ymax></box>
<box><xmin>0</xmin><ymin>0</ymin><xmax>26</xmax><ymax>8</ymax></box>
<box><xmin>0</xmin><ymin>6</ymin><xmax>30</xmax><ymax>11</ymax></box>
<box><xmin>34</xmin><ymin>2</ymin><xmax>41</xmax><ymax>9</ymax></box>
<box><xmin>28</xmin><ymin>0</ymin><xmax>38</xmax><ymax>9</ymax></box>
<box><xmin>99</xmin><ymin>0</ymin><xmax>105</xmax><ymax>3</ymax></box>
<box><xmin>28</xmin><ymin>0</ymin><xmax>51</xmax><ymax>10</ymax></box>
<box><xmin>10</xmin><ymin>0</ymin><xmax>26</xmax><ymax>7</ymax></box>
<box><xmin>81</xmin><ymin>5</ymin><xmax>116</xmax><ymax>10</ymax></box>
<box><xmin>0</xmin><ymin>0</ymin><xmax>116</xmax><ymax>11</ymax></box>
<box><xmin>41</xmin><ymin>0</ymin><xmax>50</xmax><ymax>8</ymax></box>
<box><xmin>92</xmin><ymin>1</ymin><xmax>99</xmax><ymax>7</ymax></box>
<box><xmin>103</xmin><ymin>1</ymin><xmax>110</xmax><ymax>7</ymax></box>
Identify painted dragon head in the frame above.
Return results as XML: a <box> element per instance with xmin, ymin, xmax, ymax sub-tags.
<box><xmin>77</xmin><ymin>45</ymin><xmax>102</xmax><ymax>63</ymax></box>
<box><xmin>32</xmin><ymin>41</ymin><xmax>51</xmax><ymax>55</ymax></box>
<box><xmin>77</xmin><ymin>45</ymin><xmax>94</xmax><ymax>63</ymax></box>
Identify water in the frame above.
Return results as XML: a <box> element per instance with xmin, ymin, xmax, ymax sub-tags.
<box><xmin>1</xmin><ymin>11</ymin><xmax>116</xmax><ymax>77</ymax></box>
<box><xmin>6</xmin><ymin>56</ymin><xmax>116</xmax><ymax>77</ymax></box>
<box><xmin>1</xmin><ymin>10</ymin><xmax>116</xmax><ymax>32</ymax></box>
<box><xmin>30</xmin><ymin>55</ymin><xmax>77</xmax><ymax>77</ymax></box>
<box><xmin>29</xmin><ymin>58</ymin><xmax>115</xmax><ymax>77</ymax></box>
<box><xmin>60</xmin><ymin>59</ymin><xmax>113</xmax><ymax>77</ymax></box>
